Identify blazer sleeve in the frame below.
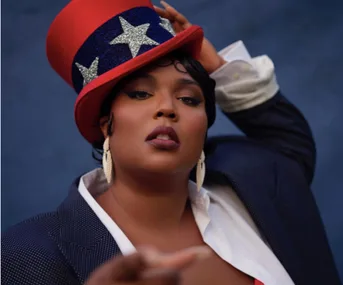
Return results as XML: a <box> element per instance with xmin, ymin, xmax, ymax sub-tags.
<box><xmin>1</xmin><ymin>217</ymin><xmax>80</xmax><ymax>285</ymax></box>
<box><xmin>211</xmin><ymin>43</ymin><xmax>316</xmax><ymax>184</ymax></box>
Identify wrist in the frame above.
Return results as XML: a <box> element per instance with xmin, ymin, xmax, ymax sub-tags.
<box><xmin>208</xmin><ymin>56</ymin><xmax>227</xmax><ymax>74</ymax></box>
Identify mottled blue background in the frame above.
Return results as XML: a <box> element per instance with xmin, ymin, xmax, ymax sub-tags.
<box><xmin>2</xmin><ymin>0</ymin><xmax>343</xmax><ymax>279</ymax></box>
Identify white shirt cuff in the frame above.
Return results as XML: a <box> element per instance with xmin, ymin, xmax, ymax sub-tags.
<box><xmin>210</xmin><ymin>41</ymin><xmax>279</xmax><ymax>113</ymax></box>
<box><xmin>220</xmin><ymin>40</ymin><xmax>252</xmax><ymax>63</ymax></box>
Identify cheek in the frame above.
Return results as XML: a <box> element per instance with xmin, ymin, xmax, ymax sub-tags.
<box><xmin>108</xmin><ymin>100</ymin><xmax>150</xmax><ymax>158</ymax></box>
<box><xmin>111</xmin><ymin>98</ymin><xmax>149</xmax><ymax>134</ymax></box>
<box><xmin>180</xmin><ymin>110</ymin><xmax>207</xmax><ymax>149</ymax></box>
<box><xmin>113</xmin><ymin>109</ymin><xmax>140</xmax><ymax>133</ymax></box>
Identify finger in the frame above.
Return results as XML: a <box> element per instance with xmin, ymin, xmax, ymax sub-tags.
<box><xmin>111</xmin><ymin>253</ymin><xmax>149</xmax><ymax>281</ymax></box>
<box><xmin>141</xmin><ymin>246</ymin><xmax>212</xmax><ymax>270</ymax></box>
<box><xmin>171</xmin><ymin>22</ymin><xmax>183</xmax><ymax>33</ymax></box>
<box><xmin>139</xmin><ymin>268</ymin><xmax>180</xmax><ymax>285</ymax></box>
<box><xmin>157</xmin><ymin>246</ymin><xmax>212</xmax><ymax>270</ymax></box>
<box><xmin>160</xmin><ymin>1</ymin><xmax>192</xmax><ymax>28</ymax></box>
<box><xmin>87</xmin><ymin>252</ymin><xmax>146</xmax><ymax>283</ymax></box>
<box><xmin>153</xmin><ymin>5</ymin><xmax>172</xmax><ymax>20</ymax></box>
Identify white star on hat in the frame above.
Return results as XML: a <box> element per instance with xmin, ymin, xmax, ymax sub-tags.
<box><xmin>75</xmin><ymin>57</ymin><xmax>99</xmax><ymax>86</ymax></box>
<box><xmin>109</xmin><ymin>17</ymin><xmax>159</xmax><ymax>58</ymax></box>
<box><xmin>159</xmin><ymin>17</ymin><xmax>176</xmax><ymax>36</ymax></box>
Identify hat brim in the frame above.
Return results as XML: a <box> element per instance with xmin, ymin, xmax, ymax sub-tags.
<box><xmin>74</xmin><ymin>25</ymin><xmax>204</xmax><ymax>144</ymax></box>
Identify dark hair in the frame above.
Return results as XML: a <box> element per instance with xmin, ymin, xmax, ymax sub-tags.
<box><xmin>92</xmin><ymin>51</ymin><xmax>216</xmax><ymax>163</ymax></box>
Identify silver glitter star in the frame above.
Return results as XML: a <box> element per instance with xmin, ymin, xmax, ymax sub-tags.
<box><xmin>75</xmin><ymin>57</ymin><xmax>99</xmax><ymax>86</ymax></box>
<box><xmin>159</xmin><ymin>17</ymin><xmax>176</xmax><ymax>36</ymax></box>
<box><xmin>109</xmin><ymin>17</ymin><xmax>159</xmax><ymax>58</ymax></box>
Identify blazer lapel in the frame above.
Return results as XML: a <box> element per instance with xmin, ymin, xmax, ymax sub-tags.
<box><xmin>206</xmin><ymin>137</ymin><xmax>306</xmax><ymax>284</ymax></box>
<box><xmin>56</xmin><ymin>177</ymin><xmax>121</xmax><ymax>283</ymax></box>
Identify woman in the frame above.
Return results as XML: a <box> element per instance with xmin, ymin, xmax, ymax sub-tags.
<box><xmin>2</xmin><ymin>0</ymin><xmax>340</xmax><ymax>284</ymax></box>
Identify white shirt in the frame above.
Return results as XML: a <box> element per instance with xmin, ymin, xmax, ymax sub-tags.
<box><xmin>79</xmin><ymin>169</ymin><xmax>294</xmax><ymax>285</ymax></box>
<box><xmin>78</xmin><ymin>42</ymin><xmax>294</xmax><ymax>285</ymax></box>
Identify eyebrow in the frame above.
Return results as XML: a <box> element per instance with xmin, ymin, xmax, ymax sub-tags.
<box><xmin>176</xmin><ymin>78</ymin><xmax>201</xmax><ymax>88</ymax></box>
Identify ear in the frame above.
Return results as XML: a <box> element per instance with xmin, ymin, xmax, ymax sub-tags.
<box><xmin>99</xmin><ymin>116</ymin><xmax>109</xmax><ymax>138</ymax></box>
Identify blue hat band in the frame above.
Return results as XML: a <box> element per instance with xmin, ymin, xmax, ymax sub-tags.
<box><xmin>72</xmin><ymin>7</ymin><xmax>175</xmax><ymax>93</ymax></box>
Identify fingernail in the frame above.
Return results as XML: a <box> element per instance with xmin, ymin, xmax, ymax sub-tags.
<box><xmin>144</xmin><ymin>253</ymin><xmax>161</xmax><ymax>266</ymax></box>
<box><xmin>184</xmin><ymin>246</ymin><xmax>212</xmax><ymax>261</ymax></box>
<box><xmin>139</xmin><ymin>248</ymin><xmax>162</xmax><ymax>266</ymax></box>
<box><xmin>193</xmin><ymin>247</ymin><xmax>212</xmax><ymax>260</ymax></box>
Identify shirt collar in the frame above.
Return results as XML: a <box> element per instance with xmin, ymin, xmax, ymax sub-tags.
<box><xmin>82</xmin><ymin>168</ymin><xmax>211</xmax><ymax>212</ymax></box>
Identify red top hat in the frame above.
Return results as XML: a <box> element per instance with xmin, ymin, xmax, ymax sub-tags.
<box><xmin>46</xmin><ymin>0</ymin><xmax>204</xmax><ymax>144</ymax></box>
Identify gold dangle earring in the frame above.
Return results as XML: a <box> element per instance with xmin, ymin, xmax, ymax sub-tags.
<box><xmin>102</xmin><ymin>137</ymin><xmax>113</xmax><ymax>184</ymax></box>
<box><xmin>196</xmin><ymin>151</ymin><xmax>206</xmax><ymax>192</ymax></box>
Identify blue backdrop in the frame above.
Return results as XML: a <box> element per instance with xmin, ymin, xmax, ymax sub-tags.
<box><xmin>2</xmin><ymin>0</ymin><xmax>343</xmax><ymax>279</ymax></box>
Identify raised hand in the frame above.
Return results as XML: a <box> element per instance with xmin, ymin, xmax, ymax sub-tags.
<box><xmin>154</xmin><ymin>1</ymin><xmax>226</xmax><ymax>74</ymax></box>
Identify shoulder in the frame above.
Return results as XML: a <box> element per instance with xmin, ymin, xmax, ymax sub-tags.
<box><xmin>205</xmin><ymin>135</ymin><xmax>307</xmax><ymax>186</ymax></box>
<box><xmin>2</xmin><ymin>212</ymin><xmax>79</xmax><ymax>285</ymax></box>
<box><xmin>2</xmin><ymin>212</ymin><xmax>60</xmax><ymax>257</ymax></box>
<box><xmin>206</xmin><ymin>135</ymin><xmax>289</xmax><ymax>166</ymax></box>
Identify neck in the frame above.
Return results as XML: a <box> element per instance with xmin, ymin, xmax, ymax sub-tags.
<box><xmin>99</xmin><ymin>168</ymin><xmax>191</xmax><ymax>233</ymax></box>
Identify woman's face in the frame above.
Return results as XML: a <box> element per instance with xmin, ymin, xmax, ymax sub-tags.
<box><xmin>102</xmin><ymin>60</ymin><xmax>208</xmax><ymax>175</ymax></box>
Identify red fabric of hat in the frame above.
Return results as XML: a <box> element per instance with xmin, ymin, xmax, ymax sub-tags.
<box><xmin>46</xmin><ymin>0</ymin><xmax>204</xmax><ymax>143</ymax></box>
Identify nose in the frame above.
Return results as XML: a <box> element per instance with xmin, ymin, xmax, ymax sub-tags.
<box><xmin>154</xmin><ymin>109</ymin><xmax>177</xmax><ymax>120</ymax></box>
<box><xmin>153</xmin><ymin>95</ymin><xmax>178</xmax><ymax>121</ymax></box>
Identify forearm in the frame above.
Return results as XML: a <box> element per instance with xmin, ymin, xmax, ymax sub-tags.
<box><xmin>211</xmin><ymin>42</ymin><xmax>316</xmax><ymax>183</ymax></box>
<box><xmin>227</xmin><ymin>93</ymin><xmax>316</xmax><ymax>183</ymax></box>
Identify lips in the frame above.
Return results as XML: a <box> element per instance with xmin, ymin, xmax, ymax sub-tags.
<box><xmin>146</xmin><ymin>126</ymin><xmax>180</xmax><ymax>150</ymax></box>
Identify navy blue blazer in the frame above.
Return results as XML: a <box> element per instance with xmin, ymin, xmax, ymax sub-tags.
<box><xmin>2</xmin><ymin>93</ymin><xmax>341</xmax><ymax>285</ymax></box>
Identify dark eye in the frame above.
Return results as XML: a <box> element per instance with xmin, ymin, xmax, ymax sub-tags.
<box><xmin>125</xmin><ymin>91</ymin><xmax>152</xmax><ymax>100</ymax></box>
<box><xmin>178</xmin><ymin>97</ymin><xmax>202</xmax><ymax>106</ymax></box>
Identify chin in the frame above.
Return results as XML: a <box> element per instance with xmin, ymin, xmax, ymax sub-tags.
<box><xmin>140</xmin><ymin>153</ymin><xmax>193</xmax><ymax>174</ymax></box>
